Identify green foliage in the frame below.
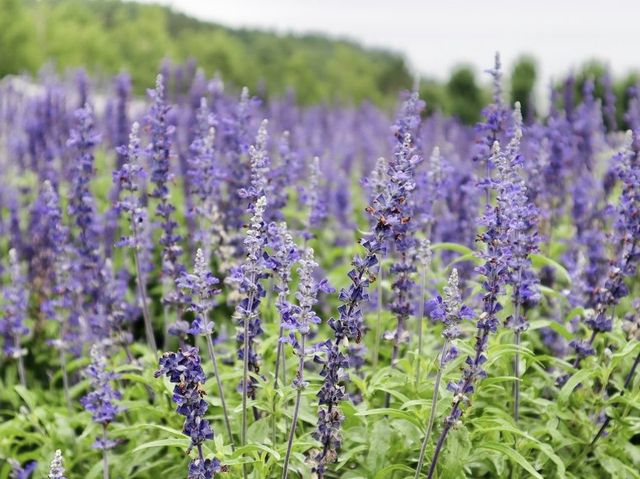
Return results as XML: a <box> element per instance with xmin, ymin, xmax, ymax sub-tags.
<box><xmin>510</xmin><ymin>56</ymin><xmax>537</xmax><ymax>120</ymax></box>
<box><xmin>446</xmin><ymin>66</ymin><xmax>485</xmax><ymax>124</ymax></box>
<box><xmin>0</xmin><ymin>0</ymin><xmax>41</xmax><ymax>76</ymax></box>
<box><xmin>11</xmin><ymin>0</ymin><xmax>413</xmax><ymax>106</ymax></box>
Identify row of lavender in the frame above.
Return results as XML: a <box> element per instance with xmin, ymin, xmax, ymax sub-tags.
<box><xmin>1</xmin><ymin>53</ymin><xmax>639</xmax><ymax>478</ymax></box>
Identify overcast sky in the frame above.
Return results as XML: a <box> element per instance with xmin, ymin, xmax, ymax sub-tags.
<box><xmin>140</xmin><ymin>0</ymin><xmax>640</xmax><ymax>87</ymax></box>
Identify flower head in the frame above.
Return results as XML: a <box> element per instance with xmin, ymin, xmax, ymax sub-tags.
<box><xmin>48</xmin><ymin>450</ymin><xmax>67</xmax><ymax>479</ymax></box>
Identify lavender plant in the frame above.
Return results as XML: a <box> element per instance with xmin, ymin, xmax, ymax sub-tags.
<box><xmin>81</xmin><ymin>344</ymin><xmax>121</xmax><ymax>479</ymax></box>
<box><xmin>1</xmin><ymin>249</ymin><xmax>29</xmax><ymax>387</ymax></box>
<box><xmin>113</xmin><ymin>121</ymin><xmax>157</xmax><ymax>354</ymax></box>
<box><xmin>415</xmin><ymin>268</ymin><xmax>475</xmax><ymax>478</ymax></box>
<box><xmin>155</xmin><ymin>347</ymin><xmax>224</xmax><ymax>478</ymax></box>
<box><xmin>176</xmin><ymin>248</ymin><xmax>234</xmax><ymax>447</ymax></box>
<box><xmin>281</xmin><ymin>247</ymin><xmax>329</xmax><ymax>478</ymax></box>
<box><xmin>48</xmin><ymin>450</ymin><xmax>67</xmax><ymax>479</ymax></box>
<box><xmin>232</xmin><ymin>195</ymin><xmax>268</xmax><ymax>470</ymax></box>
<box><xmin>425</xmin><ymin>139</ymin><xmax>511</xmax><ymax>479</ymax></box>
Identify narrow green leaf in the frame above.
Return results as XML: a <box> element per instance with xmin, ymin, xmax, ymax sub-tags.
<box><xmin>477</xmin><ymin>442</ymin><xmax>544</xmax><ymax>479</ymax></box>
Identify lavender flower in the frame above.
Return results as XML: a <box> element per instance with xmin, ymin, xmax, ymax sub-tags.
<box><xmin>239</xmin><ymin>119</ymin><xmax>270</xmax><ymax>210</ymax></box>
<box><xmin>67</xmin><ymin>103</ymin><xmax>103</xmax><ymax>330</ymax></box>
<box><xmin>271</xmin><ymin>221</ymin><xmax>299</xmax><ymax>388</ymax></box>
<box><xmin>311</xmin><ymin>206</ymin><xmax>389</xmax><ymax>476</ymax></box>
<box><xmin>564</xmin><ymin>130</ymin><xmax>640</xmax><ymax>378</ymax></box>
<box><xmin>8</xmin><ymin>459</ymin><xmax>36</xmax><ymax>479</ymax></box>
<box><xmin>425</xmin><ymin>138</ymin><xmax>513</xmax><ymax>479</ymax></box>
<box><xmin>146</xmin><ymin>74</ymin><xmax>184</xmax><ymax>302</ymax></box>
<box><xmin>383</xmin><ymin>130</ymin><xmax>422</xmax><ymax>407</ymax></box>
<box><xmin>1</xmin><ymin>249</ymin><xmax>29</xmax><ymax>387</ymax></box>
<box><xmin>301</xmin><ymin>156</ymin><xmax>328</xmax><ymax>238</ymax></box>
<box><xmin>81</xmin><ymin>344</ymin><xmax>121</xmax><ymax>451</ymax></box>
<box><xmin>103</xmin><ymin>73</ymin><xmax>132</xmax><ymax>257</ymax></box>
<box><xmin>155</xmin><ymin>347</ymin><xmax>223</xmax><ymax>478</ymax></box>
<box><xmin>114</xmin><ymin>122</ymin><xmax>157</xmax><ymax>353</ymax></box>
<box><xmin>282</xmin><ymin>247</ymin><xmax>328</xmax><ymax>478</ymax></box>
<box><xmin>48</xmin><ymin>450</ymin><xmax>67</xmax><ymax>479</ymax></box>
<box><xmin>176</xmin><ymin>249</ymin><xmax>234</xmax><ymax>446</ymax></box>
<box><xmin>474</xmin><ymin>52</ymin><xmax>510</xmax><ymax>182</ymax></box>
<box><xmin>26</xmin><ymin>181</ymin><xmax>67</xmax><ymax>295</ymax></box>
<box><xmin>416</xmin><ymin>268</ymin><xmax>475</xmax><ymax>478</ymax></box>
<box><xmin>495</xmin><ymin>104</ymin><xmax>539</xmax><ymax>419</ymax></box>
<box><xmin>188</xmin><ymin>98</ymin><xmax>224</xmax><ymax>263</ymax></box>
<box><xmin>220</xmin><ymin>87</ymin><xmax>261</xmax><ymax>233</ymax></box>
<box><xmin>233</xmin><ymin>195</ymin><xmax>269</xmax><ymax>460</ymax></box>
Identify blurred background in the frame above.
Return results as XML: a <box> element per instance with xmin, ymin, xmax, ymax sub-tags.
<box><xmin>2</xmin><ymin>0</ymin><xmax>639</xmax><ymax>124</ymax></box>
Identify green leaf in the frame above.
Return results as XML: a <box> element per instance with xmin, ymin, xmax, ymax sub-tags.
<box><xmin>366</xmin><ymin>418</ymin><xmax>391</xmax><ymax>473</ymax></box>
<box><xmin>355</xmin><ymin>408</ymin><xmax>422</xmax><ymax>429</ymax></box>
<box><xmin>13</xmin><ymin>385</ymin><xmax>36</xmax><ymax>410</ymax></box>
<box><xmin>374</xmin><ymin>464</ymin><xmax>416</xmax><ymax>479</ymax></box>
<box><xmin>477</xmin><ymin>442</ymin><xmax>544</xmax><ymax>479</ymax></box>
<box><xmin>530</xmin><ymin>253</ymin><xmax>572</xmax><ymax>284</ymax></box>
<box><xmin>431</xmin><ymin>242</ymin><xmax>475</xmax><ymax>256</ymax></box>
<box><xmin>558</xmin><ymin>369</ymin><xmax>593</xmax><ymax>405</ymax></box>
<box><xmin>132</xmin><ymin>438</ymin><xmax>190</xmax><ymax>453</ymax></box>
<box><xmin>231</xmin><ymin>443</ymin><xmax>281</xmax><ymax>461</ymax></box>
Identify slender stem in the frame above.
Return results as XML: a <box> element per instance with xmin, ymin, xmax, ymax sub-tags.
<box><xmin>102</xmin><ymin>425</ymin><xmax>109</xmax><ymax>479</ymax></box>
<box><xmin>513</xmin><ymin>299</ymin><xmax>522</xmax><ymax>422</ymax></box>
<box><xmin>205</xmin><ymin>332</ymin><xmax>234</xmax><ymax>449</ymax></box>
<box><xmin>415</xmin><ymin>340</ymin><xmax>449</xmax><ymax>478</ymax></box>
<box><xmin>514</xmin><ymin>329</ymin><xmax>521</xmax><ymax>421</ymax></box>
<box><xmin>372</xmin><ymin>265</ymin><xmax>384</xmax><ymax>367</ymax></box>
<box><xmin>426</xmin><ymin>420</ymin><xmax>453</xmax><ymax>479</ymax></box>
<box><xmin>274</xmin><ymin>324</ymin><xmax>285</xmax><ymax>390</ymax></box>
<box><xmin>241</xmin><ymin>289</ymin><xmax>256</xmax><ymax>479</ymax></box>
<box><xmin>282</xmin><ymin>335</ymin><xmax>305</xmax><ymax>479</ymax></box>
<box><xmin>415</xmin><ymin>266</ymin><xmax>427</xmax><ymax>389</ymax></box>
<box><xmin>130</xmin><ymin>231</ymin><xmax>157</xmax><ymax>355</ymax></box>
<box><xmin>15</xmin><ymin>335</ymin><xmax>26</xmax><ymax>388</ymax></box>
<box><xmin>426</xmin><ymin>329</ymin><xmax>490</xmax><ymax>479</ymax></box>
<box><xmin>512</xmin><ymin>264</ymin><xmax>523</xmax><ymax>423</ymax></box>
<box><xmin>60</xmin><ymin>347</ymin><xmax>71</xmax><ymax>410</ymax></box>
<box><xmin>385</xmin><ymin>261</ymin><xmax>409</xmax><ymax>408</ymax></box>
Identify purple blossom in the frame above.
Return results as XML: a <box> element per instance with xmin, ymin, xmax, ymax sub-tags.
<box><xmin>8</xmin><ymin>459</ymin><xmax>37</xmax><ymax>479</ymax></box>
<box><xmin>155</xmin><ymin>347</ymin><xmax>222</xmax><ymax>478</ymax></box>
<box><xmin>67</xmin><ymin>103</ymin><xmax>103</xmax><ymax>319</ymax></box>
<box><xmin>1</xmin><ymin>249</ymin><xmax>29</xmax><ymax>365</ymax></box>
<box><xmin>48</xmin><ymin>450</ymin><xmax>67</xmax><ymax>479</ymax></box>
<box><xmin>564</xmin><ymin>130</ymin><xmax>640</xmax><ymax>375</ymax></box>
<box><xmin>146</xmin><ymin>74</ymin><xmax>184</xmax><ymax>296</ymax></box>
<box><xmin>81</xmin><ymin>345</ymin><xmax>121</xmax><ymax>449</ymax></box>
<box><xmin>176</xmin><ymin>249</ymin><xmax>221</xmax><ymax>336</ymax></box>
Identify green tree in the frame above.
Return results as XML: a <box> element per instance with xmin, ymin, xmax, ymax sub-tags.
<box><xmin>446</xmin><ymin>66</ymin><xmax>483</xmax><ymax>124</ymax></box>
<box><xmin>510</xmin><ymin>56</ymin><xmax>537</xmax><ymax>121</ymax></box>
<box><xmin>0</xmin><ymin>0</ymin><xmax>40</xmax><ymax>76</ymax></box>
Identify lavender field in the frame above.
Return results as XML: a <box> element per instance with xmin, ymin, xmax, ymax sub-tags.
<box><xmin>0</xmin><ymin>54</ymin><xmax>639</xmax><ymax>479</ymax></box>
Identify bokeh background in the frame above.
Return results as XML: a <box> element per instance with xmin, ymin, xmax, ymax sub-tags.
<box><xmin>1</xmin><ymin>0</ymin><xmax>640</xmax><ymax>123</ymax></box>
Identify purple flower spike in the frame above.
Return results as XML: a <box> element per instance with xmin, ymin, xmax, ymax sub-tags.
<box><xmin>155</xmin><ymin>347</ymin><xmax>223</xmax><ymax>477</ymax></box>
<box><xmin>81</xmin><ymin>345</ymin><xmax>121</xmax><ymax>450</ymax></box>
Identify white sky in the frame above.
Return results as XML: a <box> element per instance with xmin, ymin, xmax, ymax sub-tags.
<box><xmin>140</xmin><ymin>0</ymin><xmax>640</xmax><ymax>88</ymax></box>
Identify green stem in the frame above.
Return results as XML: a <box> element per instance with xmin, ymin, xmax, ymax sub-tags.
<box><xmin>282</xmin><ymin>335</ymin><xmax>305</xmax><ymax>479</ymax></box>
<box><xmin>415</xmin><ymin>266</ymin><xmax>427</xmax><ymax>389</ymax></box>
<box><xmin>415</xmin><ymin>340</ymin><xmax>449</xmax><ymax>478</ymax></box>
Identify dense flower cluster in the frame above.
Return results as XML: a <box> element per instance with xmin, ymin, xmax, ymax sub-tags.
<box><xmin>48</xmin><ymin>450</ymin><xmax>67</xmax><ymax>479</ymax></box>
<box><xmin>155</xmin><ymin>347</ymin><xmax>223</xmax><ymax>478</ymax></box>
<box><xmin>3</xmin><ymin>56</ymin><xmax>640</xmax><ymax>479</ymax></box>
<box><xmin>8</xmin><ymin>459</ymin><xmax>37</xmax><ymax>479</ymax></box>
<box><xmin>1</xmin><ymin>249</ymin><xmax>29</xmax><ymax>363</ymax></box>
<box><xmin>80</xmin><ymin>344</ymin><xmax>121</xmax><ymax>450</ymax></box>
<box><xmin>146</xmin><ymin>74</ymin><xmax>184</xmax><ymax>301</ymax></box>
